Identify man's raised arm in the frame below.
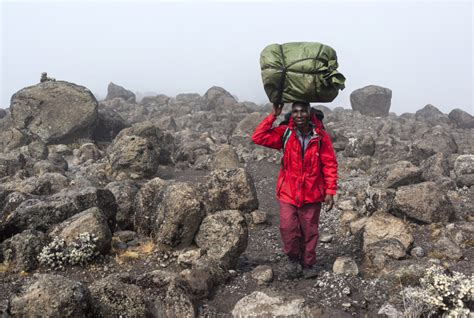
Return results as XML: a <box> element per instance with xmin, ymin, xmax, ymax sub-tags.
<box><xmin>251</xmin><ymin>104</ymin><xmax>286</xmax><ymax>150</ymax></box>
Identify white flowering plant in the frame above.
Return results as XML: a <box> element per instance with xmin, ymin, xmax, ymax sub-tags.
<box><xmin>401</xmin><ymin>265</ymin><xmax>473</xmax><ymax>317</ymax></box>
<box><xmin>38</xmin><ymin>232</ymin><xmax>99</xmax><ymax>269</ymax></box>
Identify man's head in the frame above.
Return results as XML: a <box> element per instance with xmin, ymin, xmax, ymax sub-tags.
<box><xmin>291</xmin><ymin>101</ymin><xmax>311</xmax><ymax>130</ymax></box>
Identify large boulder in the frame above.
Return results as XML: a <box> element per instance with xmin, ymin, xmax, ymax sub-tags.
<box><xmin>202</xmin><ymin>86</ymin><xmax>237</xmax><ymax>111</ymax></box>
<box><xmin>89</xmin><ymin>274</ymin><xmax>149</xmax><ymax>317</ymax></box>
<box><xmin>420</xmin><ymin>153</ymin><xmax>450</xmax><ymax>181</ymax></box>
<box><xmin>153</xmin><ymin>182</ymin><xmax>205</xmax><ymax>248</ymax></box>
<box><xmin>0</xmin><ymin>187</ymin><xmax>117</xmax><ymax>241</ymax></box>
<box><xmin>195</xmin><ymin>210</ymin><xmax>248</xmax><ymax>268</ymax></box>
<box><xmin>204</xmin><ymin>168</ymin><xmax>258</xmax><ymax>213</ymax></box>
<box><xmin>0</xmin><ymin>153</ymin><xmax>26</xmax><ymax>178</ymax></box>
<box><xmin>10</xmin><ymin>81</ymin><xmax>98</xmax><ymax>144</ymax></box>
<box><xmin>232</xmin><ymin>291</ymin><xmax>309</xmax><ymax>317</ymax></box>
<box><xmin>363</xmin><ymin>213</ymin><xmax>413</xmax><ymax>251</ymax></box>
<box><xmin>116</xmin><ymin>121</ymin><xmax>174</xmax><ymax>165</ymax></box>
<box><xmin>350</xmin><ymin>85</ymin><xmax>392</xmax><ymax>117</ymax></box>
<box><xmin>412</xmin><ymin>126</ymin><xmax>458</xmax><ymax>160</ymax></box>
<box><xmin>370</xmin><ymin>161</ymin><xmax>422</xmax><ymax>188</ymax></box>
<box><xmin>105</xmin><ymin>82</ymin><xmax>136</xmax><ymax>103</ymax></box>
<box><xmin>107</xmin><ymin>134</ymin><xmax>158</xmax><ymax>179</ymax></box>
<box><xmin>49</xmin><ymin>207</ymin><xmax>112</xmax><ymax>254</ymax></box>
<box><xmin>105</xmin><ymin>181</ymin><xmax>139</xmax><ymax>230</ymax></box>
<box><xmin>343</xmin><ymin>135</ymin><xmax>375</xmax><ymax>157</ymax></box>
<box><xmin>9</xmin><ymin>274</ymin><xmax>90</xmax><ymax>317</ymax></box>
<box><xmin>0</xmin><ymin>229</ymin><xmax>48</xmax><ymax>272</ymax></box>
<box><xmin>448</xmin><ymin>108</ymin><xmax>474</xmax><ymax>129</ymax></box>
<box><xmin>454</xmin><ymin>154</ymin><xmax>474</xmax><ymax>186</ymax></box>
<box><xmin>415</xmin><ymin>104</ymin><xmax>451</xmax><ymax>125</ymax></box>
<box><xmin>92</xmin><ymin>107</ymin><xmax>130</xmax><ymax>142</ymax></box>
<box><xmin>392</xmin><ymin>181</ymin><xmax>455</xmax><ymax>223</ymax></box>
<box><xmin>133</xmin><ymin>177</ymin><xmax>168</xmax><ymax>236</ymax></box>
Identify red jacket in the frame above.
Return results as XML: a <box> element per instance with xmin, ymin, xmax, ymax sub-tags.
<box><xmin>251</xmin><ymin>113</ymin><xmax>338</xmax><ymax>207</ymax></box>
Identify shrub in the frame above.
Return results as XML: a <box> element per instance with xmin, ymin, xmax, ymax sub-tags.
<box><xmin>401</xmin><ymin>265</ymin><xmax>473</xmax><ymax>317</ymax></box>
<box><xmin>38</xmin><ymin>232</ymin><xmax>99</xmax><ymax>269</ymax></box>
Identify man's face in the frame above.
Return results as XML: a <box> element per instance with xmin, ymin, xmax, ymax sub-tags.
<box><xmin>291</xmin><ymin>104</ymin><xmax>310</xmax><ymax>129</ymax></box>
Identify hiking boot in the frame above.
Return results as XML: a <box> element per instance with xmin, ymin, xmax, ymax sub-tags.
<box><xmin>302</xmin><ymin>266</ymin><xmax>318</xmax><ymax>279</ymax></box>
<box><xmin>283</xmin><ymin>259</ymin><xmax>302</xmax><ymax>279</ymax></box>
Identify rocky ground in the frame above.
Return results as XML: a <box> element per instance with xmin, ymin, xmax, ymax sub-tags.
<box><xmin>0</xmin><ymin>81</ymin><xmax>473</xmax><ymax>317</ymax></box>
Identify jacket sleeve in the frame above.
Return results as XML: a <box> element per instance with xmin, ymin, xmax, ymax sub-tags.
<box><xmin>319</xmin><ymin>130</ymin><xmax>338</xmax><ymax>195</ymax></box>
<box><xmin>251</xmin><ymin>114</ymin><xmax>286</xmax><ymax>150</ymax></box>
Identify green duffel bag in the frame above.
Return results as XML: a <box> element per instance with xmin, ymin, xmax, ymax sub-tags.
<box><xmin>260</xmin><ymin>42</ymin><xmax>346</xmax><ymax>104</ymax></box>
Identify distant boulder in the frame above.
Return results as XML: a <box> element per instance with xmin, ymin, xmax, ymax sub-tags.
<box><xmin>92</xmin><ymin>107</ymin><xmax>130</xmax><ymax>142</ymax></box>
<box><xmin>0</xmin><ymin>108</ymin><xmax>6</xmax><ymax>119</ymax></box>
<box><xmin>105</xmin><ymin>82</ymin><xmax>136</xmax><ymax>103</ymax></box>
<box><xmin>350</xmin><ymin>85</ymin><xmax>392</xmax><ymax>117</ymax></box>
<box><xmin>202</xmin><ymin>86</ymin><xmax>237</xmax><ymax>111</ymax></box>
<box><xmin>449</xmin><ymin>108</ymin><xmax>474</xmax><ymax>129</ymax></box>
<box><xmin>10</xmin><ymin>81</ymin><xmax>98</xmax><ymax>144</ymax></box>
<box><xmin>415</xmin><ymin>104</ymin><xmax>451</xmax><ymax>125</ymax></box>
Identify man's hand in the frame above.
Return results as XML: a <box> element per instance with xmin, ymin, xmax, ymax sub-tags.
<box><xmin>324</xmin><ymin>194</ymin><xmax>334</xmax><ymax>212</ymax></box>
<box><xmin>272</xmin><ymin>103</ymin><xmax>284</xmax><ymax>117</ymax></box>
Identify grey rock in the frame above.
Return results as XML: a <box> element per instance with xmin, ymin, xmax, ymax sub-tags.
<box><xmin>343</xmin><ymin>135</ymin><xmax>375</xmax><ymax>157</ymax></box>
<box><xmin>89</xmin><ymin>274</ymin><xmax>150</xmax><ymax>318</ymax></box>
<box><xmin>1</xmin><ymin>229</ymin><xmax>48</xmax><ymax>272</ymax></box>
<box><xmin>410</xmin><ymin>246</ymin><xmax>425</xmax><ymax>258</ymax></box>
<box><xmin>433</xmin><ymin>236</ymin><xmax>463</xmax><ymax>260</ymax></box>
<box><xmin>421</xmin><ymin>153</ymin><xmax>450</xmax><ymax>181</ymax></box>
<box><xmin>105</xmin><ymin>82</ymin><xmax>136</xmax><ymax>103</ymax></box>
<box><xmin>213</xmin><ymin>144</ymin><xmax>241</xmax><ymax>169</ymax></box>
<box><xmin>10</xmin><ymin>81</ymin><xmax>98</xmax><ymax>144</ymax></box>
<box><xmin>251</xmin><ymin>265</ymin><xmax>273</xmax><ymax>285</ymax></box>
<box><xmin>392</xmin><ymin>181</ymin><xmax>455</xmax><ymax>223</ymax></box>
<box><xmin>370</xmin><ymin>161</ymin><xmax>422</xmax><ymax>189</ymax></box>
<box><xmin>449</xmin><ymin>108</ymin><xmax>474</xmax><ymax>129</ymax></box>
<box><xmin>350</xmin><ymin>85</ymin><xmax>392</xmax><ymax>117</ymax></box>
<box><xmin>9</xmin><ymin>274</ymin><xmax>90</xmax><ymax>317</ymax></box>
<box><xmin>250</xmin><ymin>210</ymin><xmax>267</xmax><ymax>225</ymax></box>
<box><xmin>232</xmin><ymin>291</ymin><xmax>308</xmax><ymax>317</ymax></box>
<box><xmin>202</xmin><ymin>86</ymin><xmax>237</xmax><ymax>111</ymax></box>
<box><xmin>153</xmin><ymin>182</ymin><xmax>205</xmax><ymax>248</ymax></box>
<box><xmin>195</xmin><ymin>210</ymin><xmax>248</xmax><ymax>268</ymax></box>
<box><xmin>454</xmin><ymin>154</ymin><xmax>474</xmax><ymax>186</ymax></box>
<box><xmin>73</xmin><ymin>143</ymin><xmax>103</xmax><ymax>165</ymax></box>
<box><xmin>105</xmin><ymin>181</ymin><xmax>139</xmax><ymax>230</ymax></box>
<box><xmin>204</xmin><ymin>168</ymin><xmax>258</xmax><ymax>213</ymax></box>
<box><xmin>92</xmin><ymin>106</ymin><xmax>130</xmax><ymax>142</ymax></box>
<box><xmin>332</xmin><ymin>256</ymin><xmax>359</xmax><ymax>275</ymax></box>
<box><xmin>50</xmin><ymin>207</ymin><xmax>112</xmax><ymax>254</ymax></box>
<box><xmin>415</xmin><ymin>104</ymin><xmax>451</xmax><ymax>125</ymax></box>
<box><xmin>133</xmin><ymin>177</ymin><xmax>168</xmax><ymax>236</ymax></box>
<box><xmin>0</xmin><ymin>187</ymin><xmax>117</xmax><ymax>242</ymax></box>
<box><xmin>107</xmin><ymin>134</ymin><xmax>158</xmax><ymax>178</ymax></box>
<box><xmin>363</xmin><ymin>213</ymin><xmax>413</xmax><ymax>250</ymax></box>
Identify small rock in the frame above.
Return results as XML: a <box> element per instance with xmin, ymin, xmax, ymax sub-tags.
<box><xmin>333</xmin><ymin>257</ymin><xmax>359</xmax><ymax>276</ymax></box>
<box><xmin>410</xmin><ymin>246</ymin><xmax>425</xmax><ymax>258</ymax></box>
<box><xmin>319</xmin><ymin>233</ymin><xmax>334</xmax><ymax>243</ymax></box>
<box><xmin>251</xmin><ymin>265</ymin><xmax>273</xmax><ymax>285</ymax></box>
<box><xmin>342</xmin><ymin>302</ymin><xmax>351</xmax><ymax>308</ymax></box>
<box><xmin>250</xmin><ymin>210</ymin><xmax>267</xmax><ymax>224</ymax></box>
<box><xmin>342</xmin><ymin>287</ymin><xmax>351</xmax><ymax>295</ymax></box>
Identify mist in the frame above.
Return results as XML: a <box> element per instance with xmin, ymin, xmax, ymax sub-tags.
<box><xmin>1</xmin><ymin>0</ymin><xmax>472</xmax><ymax>114</ymax></box>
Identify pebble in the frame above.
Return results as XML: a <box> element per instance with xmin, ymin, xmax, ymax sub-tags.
<box><xmin>343</xmin><ymin>287</ymin><xmax>351</xmax><ymax>295</ymax></box>
<box><xmin>410</xmin><ymin>246</ymin><xmax>425</xmax><ymax>258</ymax></box>
<box><xmin>319</xmin><ymin>233</ymin><xmax>334</xmax><ymax>243</ymax></box>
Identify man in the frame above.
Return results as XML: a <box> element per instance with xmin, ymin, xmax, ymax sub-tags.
<box><xmin>251</xmin><ymin>102</ymin><xmax>338</xmax><ymax>278</ymax></box>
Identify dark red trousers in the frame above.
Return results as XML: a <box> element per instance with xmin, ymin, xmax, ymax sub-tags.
<box><xmin>278</xmin><ymin>201</ymin><xmax>321</xmax><ymax>268</ymax></box>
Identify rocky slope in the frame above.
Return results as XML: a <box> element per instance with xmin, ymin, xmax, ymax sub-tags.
<box><xmin>0</xmin><ymin>81</ymin><xmax>472</xmax><ymax>317</ymax></box>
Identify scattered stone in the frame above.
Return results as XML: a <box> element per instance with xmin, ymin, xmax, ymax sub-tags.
<box><xmin>363</xmin><ymin>213</ymin><xmax>413</xmax><ymax>251</ymax></box>
<box><xmin>251</xmin><ymin>265</ymin><xmax>273</xmax><ymax>285</ymax></box>
<box><xmin>105</xmin><ymin>82</ymin><xmax>136</xmax><ymax>103</ymax></box>
<box><xmin>250</xmin><ymin>210</ymin><xmax>267</xmax><ymax>224</ymax></box>
<box><xmin>319</xmin><ymin>233</ymin><xmax>334</xmax><ymax>243</ymax></box>
<box><xmin>232</xmin><ymin>291</ymin><xmax>308</xmax><ymax>317</ymax></box>
<box><xmin>332</xmin><ymin>256</ymin><xmax>359</xmax><ymax>276</ymax></box>
<box><xmin>410</xmin><ymin>246</ymin><xmax>425</xmax><ymax>258</ymax></box>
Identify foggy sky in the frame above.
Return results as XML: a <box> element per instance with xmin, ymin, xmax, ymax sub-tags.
<box><xmin>1</xmin><ymin>0</ymin><xmax>473</xmax><ymax>115</ymax></box>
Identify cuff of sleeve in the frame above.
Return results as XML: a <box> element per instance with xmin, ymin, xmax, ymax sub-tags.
<box><xmin>325</xmin><ymin>189</ymin><xmax>337</xmax><ymax>195</ymax></box>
